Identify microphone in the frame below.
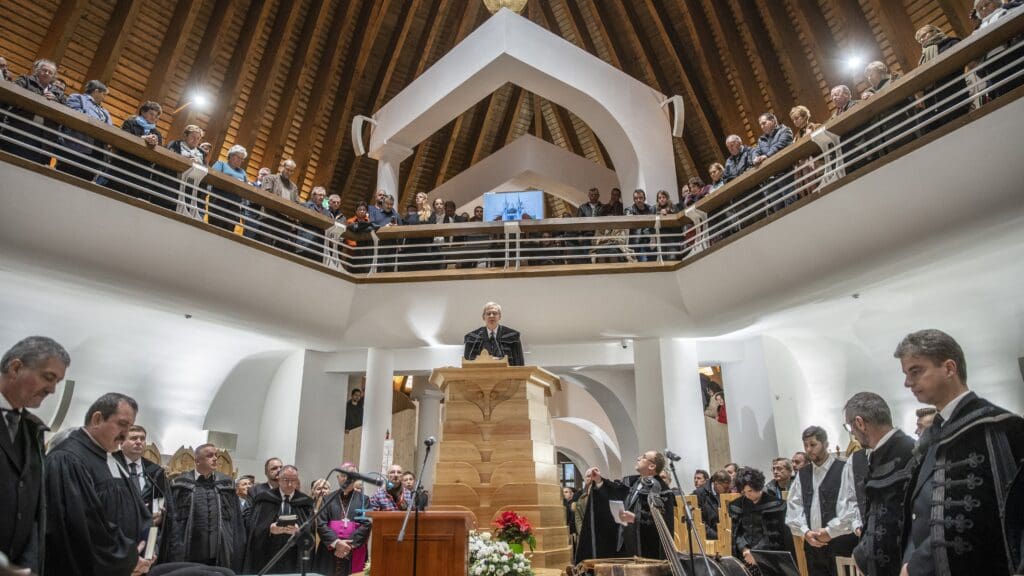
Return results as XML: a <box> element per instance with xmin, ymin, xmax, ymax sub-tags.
<box><xmin>424</xmin><ymin>436</ymin><xmax>437</xmax><ymax>447</ymax></box>
<box><xmin>665</xmin><ymin>450</ymin><xmax>682</xmax><ymax>462</ymax></box>
<box><xmin>332</xmin><ymin>468</ymin><xmax>386</xmax><ymax>487</ymax></box>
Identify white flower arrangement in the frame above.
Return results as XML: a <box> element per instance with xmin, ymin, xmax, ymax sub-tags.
<box><xmin>469</xmin><ymin>531</ymin><xmax>534</xmax><ymax>575</ymax></box>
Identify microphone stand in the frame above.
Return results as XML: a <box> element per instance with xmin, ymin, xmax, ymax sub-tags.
<box><xmin>667</xmin><ymin>460</ymin><xmax>714</xmax><ymax>576</ymax></box>
<box><xmin>397</xmin><ymin>440</ymin><xmax>435</xmax><ymax>576</ymax></box>
<box><xmin>258</xmin><ymin>469</ymin><xmax>342</xmax><ymax>576</ymax></box>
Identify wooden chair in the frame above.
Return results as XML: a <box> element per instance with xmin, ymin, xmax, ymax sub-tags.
<box><xmin>717</xmin><ymin>493</ymin><xmax>741</xmax><ymax>557</ymax></box>
<box><xmin>836</xmin><ymin>556</ymin><xmax>863</xmax><ymax>576</ymax></box>
<box><xmin>674</xmin><ymin>494</ymin><xmax>709</xmax><ymax>555</ymax></box>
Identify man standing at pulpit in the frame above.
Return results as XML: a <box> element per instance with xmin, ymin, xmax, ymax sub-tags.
<box><xmin>463</xmin><ymin>302</ymin><xmax>524</xmax><ymax>366</ymax></box>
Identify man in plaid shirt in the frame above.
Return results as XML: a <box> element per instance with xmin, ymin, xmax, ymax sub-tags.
<box><xmin>369</xmin><ymin>465</ymin><xmax>412</xmax><ymax>511</ymax></box>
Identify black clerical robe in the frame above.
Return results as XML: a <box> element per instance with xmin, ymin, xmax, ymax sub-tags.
<box><xmin>44</xmin><ymin>427</ymin><xmax>150</xmax><ymax>576</ymax></box>
<box><xmin>113</xmin><ymin>451</ymin><xmax>169</xmax><ymax>514</ymax></box>
<box><xmin>244</xmin><ymin>489</ymin><xmax>314</xmax><ymax>574</ymax></box>
<box><xmin>853</xmin><ymin>429</ymin><xmax>915</xmax><ymax>576</ymax></box>
<box><xmin>164</xmin><ymin>470</ymin><xmax>246</xmax><ymax>570</ymax></box>
<box><xmin>728</xmin><ymin>490</ymin><xmax>795</xmax><ymax>575</ymax></box>
<box><xmin>0</xmin><ymin>407</ymin><xmax>47</xmax><ymax>573</ymax></box>
<box><xmin>574</xmin><ymin>480</ymin><xmax>625</xmax><ymax>564</ymax></box>
<box><xmin>902</xmin><ymin>392</ymin><xmax>1024</xmax><ymax>576</ymax></box>
<box><xmin>617</xmin><ymin>475</ymin><xmax>674</xmax><ymax>559</ymax></box>
<box><xmin>463</xmin><ymin>325</ymin><xmax>524</xmax><ymax>366</ymax></box>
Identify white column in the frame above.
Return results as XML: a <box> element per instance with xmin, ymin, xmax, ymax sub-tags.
<box><xmin>412</xmin><ymin>386</ymin><xmax>445</xmax><ymax>491</ymax></box>
<box><xmin>359</xmin><ymin>348</ymin><xmax>395</xmax><ymax>475</ymax></box>
<box><xmin>633</xmin><ymin>338</ymin><xmax>708</xmax><ymax>492</ymax></box>
<box><xmin>722</xmin><ymin>337</ymin><xmax>781</xmax><ymax>472</ymax></box>
<box><xmin>375</xmin><ymin>142</ymin><xmax>413</xmax><ymax>198</ymax></box>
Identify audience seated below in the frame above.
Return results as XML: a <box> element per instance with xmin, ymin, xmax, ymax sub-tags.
<box><xmin>1</xmin><ymin>5</ymin><xmax>1023</xmax><ymax>274</ymax></box>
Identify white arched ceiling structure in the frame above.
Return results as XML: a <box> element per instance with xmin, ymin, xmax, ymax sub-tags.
<box><xmin>427</xmin><ymin>135</ymin><xmax>619</xmax><ymax>211</ymax></box>
<box><xmin>364</xmin><ymin>8</ymin><xmax>677</xmax><ymax>197</ymax></box>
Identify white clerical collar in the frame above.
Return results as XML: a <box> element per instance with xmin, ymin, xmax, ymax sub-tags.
<box><xmin>0</xmin><ymin>390</ymin><xmax>16</xmax><ymax>412</ymax></box>
<box><xmin>939</xmin><ymin>389</ymin><xmax>971</xmax><ymax>423</ymax></box>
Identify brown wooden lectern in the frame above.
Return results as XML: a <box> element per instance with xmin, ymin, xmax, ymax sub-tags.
<box><xmin>367</xmin><ymin>510</ymin><xmax>475</xmax><ymax>576</ymax></box>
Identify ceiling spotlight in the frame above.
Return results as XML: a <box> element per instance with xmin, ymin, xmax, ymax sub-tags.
<box><xmin>192</xmin><ymin>92</ymin><xmax>210</xmax><ymax>110</ymax></box>
<box><xmin>845</xmin><ymin>55</ymin><xmax>865</xmax><ymax>73</ymax></box>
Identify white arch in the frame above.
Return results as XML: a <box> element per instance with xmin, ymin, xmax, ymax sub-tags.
<box><xmin>428</xmin><ymin>135</ymin><xmax>618</xmax><ymax>210</ymax></box>
<box><xmin>366</xmin><ymin>8</ymin><xmax>677</xmax><ymax>197</ymax></box>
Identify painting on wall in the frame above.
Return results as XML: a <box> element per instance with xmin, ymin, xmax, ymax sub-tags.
<box><xmin>700</xmin><ymin>366</ymin><xmax>731</xmax><ymax>473</ymax></box>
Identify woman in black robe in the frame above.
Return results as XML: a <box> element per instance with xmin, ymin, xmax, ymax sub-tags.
<box><xmin>728</xmin><ymin>467</ymin><xmax>796</xmax><ymax>576</ymax></box>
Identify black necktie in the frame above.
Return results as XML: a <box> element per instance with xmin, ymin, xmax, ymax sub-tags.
<box><xmin>129</xmin><ymin>462</ymin><xmax>140</xmax><ymax>489</ymax></box>
<box><xmin>3</xmin><ymin>409</ymin><xmax>19</xmax><ymax>443</ymax></box>
<box><xmin>282</xmin><ymin>495</ymin><xmax>292</xmax><ymax>516</ymax></box>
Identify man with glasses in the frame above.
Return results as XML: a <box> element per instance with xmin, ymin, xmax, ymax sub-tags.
<box><xmin>463</xmin><ymin>302</ymin><xmax>524</xmax><ymax>366</ymax></box>
<box><xmin>245</xmin><ymin>464</ymin><xmax>313</xmax><ymax>573</ymax></box>
<box><xmin>582</xmin><ymin>450</ymin><xmax>674</xmax><ymax>560</ymax></box>
<box><xmin>841</xmin><ymin>392</ymin><xmax>914</xmax><ymax>576</ymax></box>
<box><xmin>2</xmin><ymin>59</ymin><xmax>64</xmax><ymax>164</ymax></box>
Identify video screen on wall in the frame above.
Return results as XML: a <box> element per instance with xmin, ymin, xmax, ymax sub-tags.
<box><xmin>482</xmin><ymin>190</ymin><xmax>545</xmax><ymax>222</ymax></box>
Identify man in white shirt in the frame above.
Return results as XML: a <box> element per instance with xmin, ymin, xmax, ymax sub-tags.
<box><xmin>785</xmin><ymin>426</ymin><xmax>859</xmax><ymax>576</ymax></box>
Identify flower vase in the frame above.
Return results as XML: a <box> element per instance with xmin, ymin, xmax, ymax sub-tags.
<box><xmin>509</xmin><ymin>542</ymin><xmax>524</xmax><ymax>554</ymax></box>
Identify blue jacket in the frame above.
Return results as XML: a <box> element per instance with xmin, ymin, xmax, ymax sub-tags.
<box><xmin>723</xmin><ymin>146</ymin><xmax>755</xmax><ymax>184</ymax></box>
<box><xmin>755</xmin><ymin>124</ymin><xmax>794</xmax><ymax>160</ymax></box>
<box><xmin>60</xmin><ymin>93</ymin><xmax>111</xmax><ymax>154</ymax></box>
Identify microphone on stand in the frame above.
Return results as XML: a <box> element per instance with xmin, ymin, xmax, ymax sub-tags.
<box><xmin>665</xmin><ymin>450</ymin><xmax>682</xmax><ymax>462</ymax></box>
<box><xmin>332</xmin><ymin>469</ymin><xmax>386</xmax><ymax>487</ymax></box>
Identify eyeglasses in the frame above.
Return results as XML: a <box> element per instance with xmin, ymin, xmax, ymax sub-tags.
<box><xmin>843</xmin><ymin>422</ymin><xmax>854</xmax><ymax>433</ymax></box>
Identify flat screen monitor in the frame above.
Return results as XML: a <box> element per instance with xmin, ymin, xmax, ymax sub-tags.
<box><xmin>482</xmin><ymin>190</ymin><xmax>545</xmax><ymax>222</ymax></box>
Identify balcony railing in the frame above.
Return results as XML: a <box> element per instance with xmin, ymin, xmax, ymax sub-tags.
<box><xmin>1</xmin><ymin>10</ymin><xmax>1022</xmax><ymax>281</ymax></box>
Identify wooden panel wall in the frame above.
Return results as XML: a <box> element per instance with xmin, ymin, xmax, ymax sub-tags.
<box><xmin>0</xmin><ymin>0</ymin><xmax>970</xmax><ymax>212</ymax></box>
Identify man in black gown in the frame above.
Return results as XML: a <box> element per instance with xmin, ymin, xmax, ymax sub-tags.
<box><xmin>0</xmin><ymin>336</ymin><xmax>69</xmax><ymax>574</ymax></box>
<box><xmin>842</xmin><ymin>392</ymin><xmax>915</xmax><ymax>576</ymax></box>
<box><xmin>580</xmin><ymin>451</ymin><xmax>675</xmax><ymax>561</ymax></box>
<box><xmin>463</xmin><ymin>302</ymin><xmax>524</xmax><ymax>366</ymax></box>
<box><xmin>163</xmin><ymin>443</ymin><xmax>246</xmax><ymax>570</ymax></box>
<box><xmin>44</xmin><ymin>392</ymin><xmax>153</xmax><ymax>576</ymax></box>
<box><xmin>245</xmin><ymin>464</ymin><xmax>314</xmax><ymax>574</ymax></box>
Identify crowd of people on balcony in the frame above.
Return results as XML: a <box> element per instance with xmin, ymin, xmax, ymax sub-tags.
<box><xmin>1</xmin><ymin>1</ymin><xmax>1023</xmax><ymax>272</ymax></box>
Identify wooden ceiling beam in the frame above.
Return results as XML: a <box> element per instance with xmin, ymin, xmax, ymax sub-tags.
<box><xmin>495</xmin><ymin>85</ymin><xmax>523</xmax><ymax>149</ymax></box>
<box><xmin>143</xmin><ymin>0</ymin><xmax>203</xmax><ymax>105</ymax></box>
<box><xmin>398</xmin><ymin>0</ymin><xmax>457</xmax><ymax>207</ymax></box>
<box><xmin>37</xmin><ymin>0</ymin><xmax>86</xmax><ymax>64</ymax></box>
<box><xmin>368</xmin><ymin>0</ymin><xmax>426</xmax><ymax>112</ymax></box>
<box><xmin>503</xmin><ymin>87</ymin><xmax>529</xmax><ymax>146</ymax></box>
<box><xmin>936</xmin><ymin>0</ymin><xmax>975</xmax><ymax>39</ymax></box>
<box><xmin>233</xmin><ymin>0</ymin><xmax>306</xmax><ymax>158</ymax></box>
<box><xmin>671</xmin><ymin>0</ymin><xmax>750</xmax><ymax>143</ymax></box>
<box><xmin>786</xmin><ymin>0</ymin><xmax>845</xmax><ymax>90</ymax></box>
<box><xmin>168</xmin><ymin>0</ymin><xmax>241</xmax><ymax>139</ymax></box>
<box><xmin>469</xmin><ymin>85</ymin><xmax>509</xmax><ymax>165</ymax></box>
<box><xmin>864</xmin><ymin>1</ymin><xmax>919</xmax><ymax>73</ymax></box>
<box><xmin>557</xmin><ymin>0</ymin><xmax>598</xmax><ymax>54</ymax></box>
<box><xmin>324</xmin><ymin>0</ymin><xmax>397</xmax><ymax>202</ymax></box>
<box><xmin>432</xmin><ymin>4</ymin><xmax>489</xmax><ymax>190</ymax></box>
<box><xmin>753</xmin><ymin>0</ymin><xmax>828</xmax><ymax>121</ymax></box>
<box><xmin>263</xmin><ymin>0</ymin><xmax>333</xmax><ymax>170</ymax></box>
<box><xmin>581</xmin><ymin>0</ymin><xmax>624</xmax><ymax>71</ymax></box>
<box><xmin>832</xmin><ymin>0</ymin><xmax>880</xmax><ymax>58</ymax></box>
<box><xmin>85</xmin><ymin>0</ymin><xmax>144</xmax><ymax>85</ymax></box>
<box><xmin>290</xmin><ymin>0</ymin><xmax>366</xmax><ymax>192</ymax></box>
<box><xmin>728</xmin><ymin>0</ymin><xmax>795</xmax><ymax>117</ymax></box>
<box><xmin>205</xmin><ymin>0</ymin><xmax>278</xmax><ymax>160</ymax></box>
<box><xmin>699</xmin><ymin>0</ymin><xmax>766</xmax><ymax>140</ymax></box>
<box><xmin>642</xmin><ymin>0</ymin><xmax>726</xmax><ymax>162</ymax></box>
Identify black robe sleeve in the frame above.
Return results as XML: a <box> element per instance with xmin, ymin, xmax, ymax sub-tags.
<box><xmin>463</xmin><ymin>328</ymin><xmax>484</xmax><ymax>361</ymax></box>
<box><xmin>44</xmin><ymin>451</ymin><xmax>139</xmax><ymax>576</ymax></box>
<box><xmin>499</xmin><ymin>327</ymin><xmax>525</xmax><ymax>366</ymax></box>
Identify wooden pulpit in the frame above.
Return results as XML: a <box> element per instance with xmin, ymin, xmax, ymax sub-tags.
<box><xmin>367</xmin><ymin>510</ymin><xmax>474</xmax><ymax>576</ymax></box>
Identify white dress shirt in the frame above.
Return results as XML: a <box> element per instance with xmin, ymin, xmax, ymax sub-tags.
<box><xmin>126</xmin><ymin>457</ymin><xmax>147</xmax><ymax>492</ymax></box>
<box><xmin>939</xmin><ymin>389</ymin><xmax>971</xmax><ymax>423</ymax></box>
<box><xmin>786</xmin><ymin>454</ymin><xmax>858</xmax><ymax>538</ymax></box>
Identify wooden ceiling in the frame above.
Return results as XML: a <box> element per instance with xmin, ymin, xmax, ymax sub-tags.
<box><xmin>0</xmin><ymin>0</ymin><xmax>971</xmax><ymax>215</ymax></box>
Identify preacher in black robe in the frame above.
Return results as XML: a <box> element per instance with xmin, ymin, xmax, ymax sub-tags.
<box><xmin>463</xmin><ymin>302</ymin><xmax>524</xmax><ymax>366</ymax></box>
<box><xmin>852</xmin><ymin>428</ymin><xmax>914</xmax><ymax>576</ymax></box>
<box><xmin>163</xmin><ymin>469</ymin><xmax>246</xmax><ymax>570</ymax></box>
<box><xmin>44</xmin><ymin>426</ymin><xmax>150</xmax><ymax>576</ymax></box>
<box><xmin>573</xmin><ymin>479</ymin><xmax>623</xmax><ymax>564</ymax></box>
<box><xmin>244</xmin><ymin>485</ymin><xmax>314</xmax><ymax>574</ymax></box>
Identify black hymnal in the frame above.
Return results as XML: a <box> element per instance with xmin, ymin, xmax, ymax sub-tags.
<box><xmin>276</xmin><ymin>514</ymin><xmax>298</xmax><ymax>527</ymax></box>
